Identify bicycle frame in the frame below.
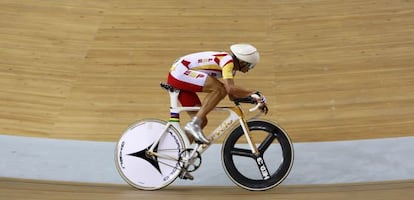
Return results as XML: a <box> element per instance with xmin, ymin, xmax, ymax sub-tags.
<box><xmin>116</xmin><ymin>83</ymin><xmax>294</xmax><ymax>191</ymax></box>
<box><xmin>148</xmin><ymin>87</ymin><xmax>259</xmax><ymax>161</ymax></box>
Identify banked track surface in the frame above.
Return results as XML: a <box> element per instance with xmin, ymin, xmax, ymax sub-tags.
<box><xmin>1</xmin><ymin>178</ymin><xmax>414</xmax><ymax>200</ymax></box>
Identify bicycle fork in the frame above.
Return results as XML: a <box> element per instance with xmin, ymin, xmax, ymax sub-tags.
<box><xmin>239</xmin><ymin>118</ymin><xmax>271</xmax><ymax>180</ymax></box>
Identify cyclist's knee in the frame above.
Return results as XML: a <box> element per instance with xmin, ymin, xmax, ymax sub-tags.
<box><xmin>211</xmin><ymin>79</ymin><xmax>227</xmax><ymax>98</ymax></box>
<box><xmin>204</xmin><ymin>77</ymin><xmax>227</xmax><ymax>96</ymax></box>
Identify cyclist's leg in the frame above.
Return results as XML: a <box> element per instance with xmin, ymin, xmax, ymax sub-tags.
<box><xmin>176</xmin><ymin>91</ymin><xmax>201</xmax><ymax>143</ymax></box>
<box><xmin>177</xmin><ymin>77</ymin><xmax>226</xmax><ymax>130</ymax></box>
<box><xmin>167</xmin><ymin>67</ymin><xmax>226</xmax><ymax>143</ymax></box>
<box><xmin>167</xmin><ymin>67</ymin><xmax>216</xmax><ymax>129</ymax></box>
<box><xmin>174</xmin><ymin>86</ymin><xmax>208</xmax><ymax>127</ymax></box>
<box><xmin>184</xmin><ymin>76</ymin><xmax>226</xmax><ymax>144</ymax></box>
<box><xmin>195</xmin><ymin>76</ymin><xmax>227</xmax><ymax>123</ymax></box>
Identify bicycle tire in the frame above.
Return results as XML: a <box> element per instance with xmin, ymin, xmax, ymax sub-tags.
<box><xmin>114</xmin><ymin>119</ymin><xmax>185</xmax><ymax>190</ymax></box>
<box><xmin>221</xmin><ymin>119</ymin><xmax>294</xmax><ymax>191</ymax></box>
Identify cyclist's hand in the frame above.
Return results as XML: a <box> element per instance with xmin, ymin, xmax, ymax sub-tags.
<box><xmin>250</xmin><ymin>91</ymin><xmax>267</xmax><ymax>103</ymax></box>
<box><xmin>250</xmin><ymin>92</ymin><xmax>268</xmax><ymax>114</ymax></box>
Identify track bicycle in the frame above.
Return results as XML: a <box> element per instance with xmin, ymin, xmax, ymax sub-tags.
<box><xmin>114</xmin><ymin>83</ymin><xmax>294</xmax><ymax>191</ymax></box>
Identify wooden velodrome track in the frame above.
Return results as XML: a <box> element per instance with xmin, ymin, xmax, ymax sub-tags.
<box><xmin>1</xmin><ymin>0</ymin><xmax>413</xmax><ymax>199</ymax></box>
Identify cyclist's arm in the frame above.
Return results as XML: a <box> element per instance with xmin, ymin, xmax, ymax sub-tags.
<box><xmin>220</xmin><ymin>59</ymin><xmax>255</xmax><ymax>99</ymax></box>
<box><xmin>222</xmin><ymin>79</ymin><xmax>255</xmax><ymax>100</ymax></box>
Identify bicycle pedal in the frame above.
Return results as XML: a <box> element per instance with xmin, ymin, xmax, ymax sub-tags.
<box><xmin>179</xmin><ymin>171</ymin><xmax>194</xmax><ymax>180</ymax></box>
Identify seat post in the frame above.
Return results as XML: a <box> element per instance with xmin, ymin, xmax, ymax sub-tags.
<box><xmin>169</xmin><ymin>89</ymin><xmax>180</xmax><ymax>108</ymax></box>
<box><xmin>160</xmin><ymin>82</ymin><xmax>181</xmax><ymax>108</ymax></box>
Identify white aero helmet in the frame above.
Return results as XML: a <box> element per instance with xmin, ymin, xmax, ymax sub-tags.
<box><xmin>230</xmin><ymin>43</ymin><xmax>260</xmax><ymax>69</ymax></box>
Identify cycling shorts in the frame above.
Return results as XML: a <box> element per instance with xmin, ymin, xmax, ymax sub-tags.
<box><xmin>167</xmin><ymin>64</ymin><xmax>207</xmax><ymax>106</ymax></box>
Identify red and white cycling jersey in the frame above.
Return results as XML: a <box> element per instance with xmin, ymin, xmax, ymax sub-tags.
<box><xmin>167</xmin><ymin>51</ymin><xmax>236</xmax><ymax>106</ymax></box>
<box><xmin>168</xmin><ymin>51</ymin><xmax>235</xmax><ymax>88</ymax></box>
<box><xmin>171</xmin><ymin>51</ymin><xmax>235</xmax><ymax>79</ymax></box>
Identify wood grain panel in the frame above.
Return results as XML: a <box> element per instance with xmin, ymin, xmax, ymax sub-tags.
<box><xmin>0</xmin><ymin>0</ymin><xmax>413</xmax><ymax>142</ymax></box>
<box><xmin>0</xmin><ymin>0</ymin><xmax>109</xmax><ymax>137</ymax></box>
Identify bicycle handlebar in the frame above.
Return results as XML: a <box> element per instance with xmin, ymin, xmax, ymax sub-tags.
<box><xmin>233</xmin><ymin>97</ymin><xmax>266</xmax><ymax>113</ymax></box>
<box><xmin>233</xmin><ymin>97</ymin><xmax>256</xmax><ymax>105</ymax></box>
<box><xmin>248</xmin><ymin>103</ymin><xmax>264</xmax><ymax>112</ymax></box>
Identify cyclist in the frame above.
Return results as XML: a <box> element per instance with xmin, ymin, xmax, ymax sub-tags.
<box><xmin>167</xmin><ymin>43</ymin><xmax>268</xmax><ymax>145</ymax></box>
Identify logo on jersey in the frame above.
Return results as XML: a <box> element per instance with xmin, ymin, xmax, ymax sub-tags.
<box><xmin>198</xmin><ymin>58</ymin><xmax>213</xmax><ymax>63</ymax></box>
<box><xmin>184</xmin><ymin>70</ymin><xmax>205</xmax><ymax>79</ymax></box>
